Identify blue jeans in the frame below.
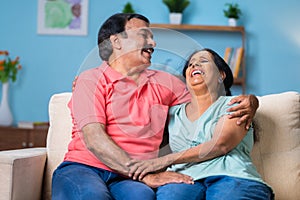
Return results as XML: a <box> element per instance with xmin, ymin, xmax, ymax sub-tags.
<box><xmin>156</xmin><ymin>175</ymin><xmax>274</xmax><ymax>200</ymax></box>
<box><xmin>52</xmin><ymin>161</ymin><xmax>155</xmax><ymax>200</ymax></box>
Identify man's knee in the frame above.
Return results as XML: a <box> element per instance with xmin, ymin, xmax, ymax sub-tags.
<box><xmin>52</xmin><ymin>163</ymin><xmax>113</xmax><ymax>200</ymax></box>
<box><xmin>111</xmin><ymin>180</ymin><xmax>155</xmax><ymax>200</ymax></box>
<box><xmin>133</xmin><ymin>185</ymin><xmax>155</xmax><ymax>200</ymax></box>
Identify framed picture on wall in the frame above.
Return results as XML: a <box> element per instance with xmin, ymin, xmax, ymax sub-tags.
<box><xmin>37</xmin><ymin>0</ymin><xmax>88</xmax><ymax>36</ymax></box>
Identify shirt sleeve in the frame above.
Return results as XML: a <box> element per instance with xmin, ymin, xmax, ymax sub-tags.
<box><xmin>71</xmin><ymin>71</ymin><xmax>106</xmax><ymax>130</ymax></box>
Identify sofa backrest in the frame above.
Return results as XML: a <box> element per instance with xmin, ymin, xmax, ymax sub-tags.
<box><xmin>44</xmin><ymin>91</ymin><xmax>300</xmax><ymax>200</ymax></box>
<box><xmin>252</xmin><ymin>91</ymin><xmax>300</xmax><ymax>200</ymax></box>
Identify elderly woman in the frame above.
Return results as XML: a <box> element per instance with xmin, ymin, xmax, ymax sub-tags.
<box><xmin>128</xmin><ymin>48</ymin><xmax>274</xmax><ymax>200</ymax></box>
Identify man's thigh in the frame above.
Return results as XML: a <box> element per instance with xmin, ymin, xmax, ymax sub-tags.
<box><xmin>156</xmin><ymin>182</ymin><xmax>206</xmax><ymax>200</ymax></box>
<box><xmin>52</xmin><ymin>162</ymin><xmax>113</xmax><ymax>200</ymax></box>
<box><xmin>205</xmin><ymin>176</ymin><xmax>274</xmax><ymax>200</ymax></box>
<box><xmin>109</xmin><ymin>179</ymin><xmax>156</xmax><ymax>200</ymax></box>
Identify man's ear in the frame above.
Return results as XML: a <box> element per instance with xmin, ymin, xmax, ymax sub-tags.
<box><xmin>110</xmin><ymin>34</ymin><xmax>121</xmax><ymax>50</ymax></box>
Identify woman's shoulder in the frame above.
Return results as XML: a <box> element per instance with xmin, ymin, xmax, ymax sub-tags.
<box><xmin>218</xmin><ymin>96</ymin><xmax>237</xmax><ymax>105</ymax></box>
<box><xmin>213</xmin><ymin>96</ymin><xmax>237</xmax><ymax>114</ymax></box>
<box><xmin>169</xmin><ymin>103</ymin><xmax>187</xmax><ymax>114</ymax></box>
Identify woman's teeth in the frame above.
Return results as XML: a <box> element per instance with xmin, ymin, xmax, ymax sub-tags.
<box><xmin>192</xmin><ymin>70</ymin><xmax>204</xmax><ymax>76</ymax></box>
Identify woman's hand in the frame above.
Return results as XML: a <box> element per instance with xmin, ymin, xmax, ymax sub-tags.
<box><xmin>141</xmin><ymin>171</ymin><xmax>194</xmax><ymax>188</ymax></box>
<box><xmin>126</xmin><ymin>156</ymin><xmax>173</xmax><ymax>180</ymax></box>
<box><xmin>227</xmin><ymin>94</ymin><xmax>259</xmax><ymax>129</ymax></box>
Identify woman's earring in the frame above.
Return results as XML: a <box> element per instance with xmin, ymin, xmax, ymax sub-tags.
<box><xmin>218</xmin><ymin>77</ymin><xmax>223</xmax><ymax>83</ymax></box>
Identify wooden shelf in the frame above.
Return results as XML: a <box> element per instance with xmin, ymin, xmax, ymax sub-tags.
<box><xmin>233</xmin><ymin>78</ymin><xmax>244</xmax><ymax>85</ymax></box>
<box><xmin>150</xmin><ymin>23</ymin><xmax>247</xmax><ymax>94</ymax></box>
<box><xmin>151</xmin><ymin>24</ymin><xmax>245</xmax><ymax>33</ymax></box>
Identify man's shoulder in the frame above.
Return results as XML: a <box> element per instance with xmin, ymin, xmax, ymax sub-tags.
<box><xmin>147</xmin><ymin>69</ymin><xmax>177</xmax><ymax>76</ymax></box>
<box><xmin>146</xmin><ymin>69</ymin><xmax>185</xmax><ymax>83</ymax></box>
<box><xmin>78</xmin><ymin>62</ymin><xmax>111</xmax><ymax>81</ymax></box>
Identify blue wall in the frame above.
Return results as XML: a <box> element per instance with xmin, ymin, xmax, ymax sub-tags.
<box><xmin>0</xmin><ymin>0</ymin><xmax>300</xmax><ymax>124</ymax></box>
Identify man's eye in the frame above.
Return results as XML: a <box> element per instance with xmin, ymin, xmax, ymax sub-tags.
<box><xmin>138</xmin><ymin>33</ymin><xmax>148</xmax><ymax>38</ymax></box>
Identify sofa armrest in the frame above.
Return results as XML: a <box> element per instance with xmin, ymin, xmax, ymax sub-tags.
<box><xmin>0</xmin><ymin>148</ymin><xmax>47</xmax><ymax>200</ymax></box>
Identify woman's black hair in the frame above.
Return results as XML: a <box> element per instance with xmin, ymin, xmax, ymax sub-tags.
<box><xmin>97</xmin><ymin>13</ymin><xmax>150</xmax><ymax>61</ymax></box>
<box><xmin>182</xmin><ymin>48</ymin><xmax>233</xmax><ymax>96</ymax></box>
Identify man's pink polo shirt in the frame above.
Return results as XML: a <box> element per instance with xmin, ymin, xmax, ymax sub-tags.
<box><xmin>64</xmin><ymin>62</ymin><xmax>190</xmax><ymax>172</ymax></box>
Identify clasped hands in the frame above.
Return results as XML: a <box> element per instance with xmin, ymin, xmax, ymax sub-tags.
<box><xmin>126</xmin><ymin>157</ymin><xmax>194</xmax><ymax>188</ymax></box>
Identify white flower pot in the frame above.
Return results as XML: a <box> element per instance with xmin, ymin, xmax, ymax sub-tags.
<box><xmin>169</xmin><ymin>13</ymin><xmax>182</xmax><ymax>24</ymax></box>
<box><xmin>228</xmin><ymin>18</ymin><xmax>237</xmax><ymax>26</ymax></box>
<box><xmin>0</xmin><ymin>82</ymin><xmax>13</xmax><ymax>126</ymax></box>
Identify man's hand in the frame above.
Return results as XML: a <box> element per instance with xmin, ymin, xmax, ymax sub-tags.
<box><xmin>141</xmin><ymin>171</ymin><xmax>194</xmax><ymax>188</ymax></box>
<box><xmin>72</xmin><ymin>76</ymin><xmax>78</xmax><ymax>91</ymax></box>
<box><xmin>227</xmin><ymin>94</ymin><xmax>259</xmax><ymax>130</ymax></box>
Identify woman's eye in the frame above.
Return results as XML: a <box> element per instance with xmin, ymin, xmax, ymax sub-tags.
<box><xmin>188</xmin><ymin>63</ymin><xmax>200</xmax><ymax>67</ymax></box>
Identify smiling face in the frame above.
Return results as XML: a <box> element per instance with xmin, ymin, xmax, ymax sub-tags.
<box><xmin>114</xmin><ymin>18</ymin><xmax>156</xmax><ymax>74</ymax></box>
<box><xmin>185</xmin><ymin>50</ymin><xmax>225</xmax><ymax>96</ymax></box>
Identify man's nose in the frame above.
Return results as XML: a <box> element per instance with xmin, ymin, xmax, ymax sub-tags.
<box><xmin>149</xmin><ymin>38</ymin><xmax>156</xmax><ymax>47</ymax></box>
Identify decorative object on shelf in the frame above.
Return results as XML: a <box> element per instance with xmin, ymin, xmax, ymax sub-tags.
<box><xmin>17</xmin><ymin>121</ymin><xmax>49</xmax><ymax>129</ymax></box>
<box><xmin>162</xmin><ymin>0</ymin><xmax>190</xmax><ymax>24</ymax></box>
<box><xmin>223</xmin><ymin>3</ymin><xmax>242</xmax><ymax>26</ymax></box>
<box><xmin>0</xmin><ymin>82</ymin><xmax>13</xmax><ymax>126</ymax></box>
<box><xmin>0</xmin><ymin>50</ymin><xmax>22</xmax><ymax>126</ymax></box>
<box><xmin>0</xmin><ymin>51</ymin><xmax>21</xmax><ymax>83</ymax></box>
<box><xmin>122</xmin><ymin>2</ymin><xmax>135</xmax><ymax>13</ymax></box>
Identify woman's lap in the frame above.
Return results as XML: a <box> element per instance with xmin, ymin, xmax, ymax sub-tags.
<box><xmin>205</xmin><ymin>176</ymin><xmax>274</xmax><ymax>200</ymax></box>
<box><xmin>156</xmin><ymin>175</ymin><xmax>274</xmax><ymax>200</ymax></box>
<box><xmin>156</xmin><ymin>181</ymin><xmax>205</xmax><ymax>200</ymax></box>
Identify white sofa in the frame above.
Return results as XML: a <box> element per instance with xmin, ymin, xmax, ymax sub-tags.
<box><xmin>0</xmin><ymin>91</ymin><xmax>299</xmax><ymax>200</ymax></box>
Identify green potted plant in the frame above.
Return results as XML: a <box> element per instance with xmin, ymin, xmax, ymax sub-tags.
<box><xmin>223</xmin><ymin>3</ymin><xmax>242</xmax><ymax>26</ymax></box>
<box><xmin>162</xmin><ymin>0</ymin><xmax>190</xmax><ymax>24</ymax></box>
<box><xmin>122</xmin><ymin>2</ymin><xmax>135</xmax><ymax>13</ymax></box>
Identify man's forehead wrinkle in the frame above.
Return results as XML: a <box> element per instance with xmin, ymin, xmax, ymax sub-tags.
<box><xmin>125</xmin><ymin>26</ymin><xmax>152</xmax><ymax>35</ymax></box>
<box><xmin>125</xmin><ymin>18</ymin><xmax>149</xmax><ymax>29</ymax></box>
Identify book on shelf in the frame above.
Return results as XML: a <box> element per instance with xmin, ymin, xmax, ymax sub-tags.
<box><xmin>17</xmin><ymin>121</ymin><xmax>49</xmax><ymax>129</ymax></box>
<box><xmin>223</xmin><ymin>47</ymin><xmax>244</xmax><ymax>79</ymax></box>
<box><xmin>224</xmin><ymin>47</ymin><xmax>233</xmax><ymax>64</ymax></box>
